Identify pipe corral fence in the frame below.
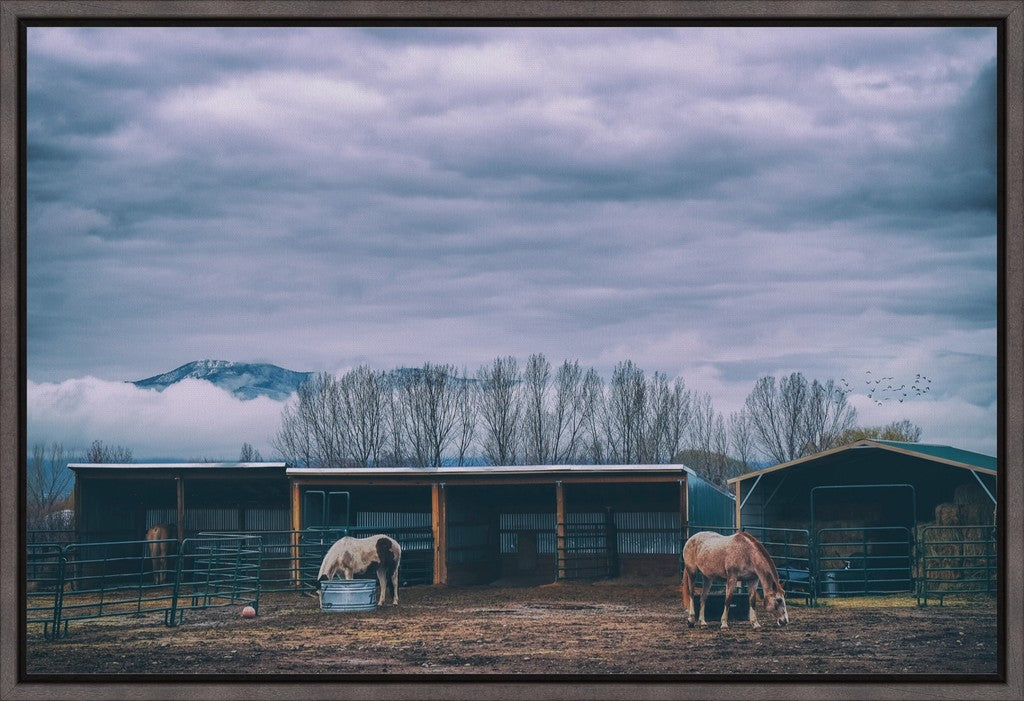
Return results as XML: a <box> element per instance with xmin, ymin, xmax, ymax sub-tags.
<box><xmin>26</xmin><ymin>519</ymin><xmax>996</xmax><ymax>638</ymax></box>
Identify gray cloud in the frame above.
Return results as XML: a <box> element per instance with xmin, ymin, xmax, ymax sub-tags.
<box><xmin>25</xmin><ymin>26</ymin><xmax>998</xmax><ymax>457</ymax></box>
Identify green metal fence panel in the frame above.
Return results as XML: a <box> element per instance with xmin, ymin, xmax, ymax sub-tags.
<box><xmin>556</xmin><ymin>519</ymin><xmax>618</xmax><ymax>580</ymax></box>
<box><xmin>742</xmin><ymin>526</ymin><xmax>815</xmax><ymax>606</ymax></box>
<box><xmin>54</xmin><ymin>538</ymin><xmax>180</xmax><ymax>638</ymax></box>
<box><xmin>298</xmin><ymin>527</ymin><xmax>434</xmax><ymax>594</ymax></box>
<box><xmin>166</xmin><ymin>534</ymin><xmax>262</xmax><ymax>626</ymax></box>
<box><xmin>918</xmin><ymin>525</ymin><xmax>997</xmax><ymax>606</ymax></box>
<box><xmin>815</xmin><ymin>526</ymin><xmax>914</xmax><ymax>598</ymax></box>
<box><xmin>26</xmin><ymin>544</ymin><xmax>64</xmax><ymax>638</ymax></box>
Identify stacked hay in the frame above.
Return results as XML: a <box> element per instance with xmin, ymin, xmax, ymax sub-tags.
<box><xmin>916</xmin><ymin>483</ymin><xmax>996</xmax><ymax>593</ymax></box>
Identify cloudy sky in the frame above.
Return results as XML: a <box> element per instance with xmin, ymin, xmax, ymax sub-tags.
<box><xmin>25</xmin><ymin>26</ymin><xmax>998</xmax><ymax>459</ymax></box>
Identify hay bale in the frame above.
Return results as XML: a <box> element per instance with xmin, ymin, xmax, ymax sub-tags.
<box><xmin>953</xmin><ymin>483</ymin><xmax>988</xmax><ymax>506</ymax></box>
<box><xmin>934</xmin><ymin>503</ymin><xmax>959</xmax><ymax>525</ymax></box>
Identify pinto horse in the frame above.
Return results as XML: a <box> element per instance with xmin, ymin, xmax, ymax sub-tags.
<box><xmin>314</xmin><ymin>534</ymin><xmax>402</xmax><ymax>606</ymax></box>
<box><xmin>682</xmin><ymin>530</ymin><xmax>789</xmax><ymax>629</ymax></box>
<box><xmin>145</xmin><ymin>524</ymin><xmax>175</xmax><ymax>585</ymax></box>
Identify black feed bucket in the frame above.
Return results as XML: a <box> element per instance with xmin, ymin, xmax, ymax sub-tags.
<box><xmin>698</xmin><ymin>592</ymin><xmax>750</xmax><ymax>620</ymax></box>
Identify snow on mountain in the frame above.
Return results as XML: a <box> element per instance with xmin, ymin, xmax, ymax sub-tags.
<box><xmin>130</xmin><ymin>360</ymin><xmax>313</xmax><ymax>401</ymax></box>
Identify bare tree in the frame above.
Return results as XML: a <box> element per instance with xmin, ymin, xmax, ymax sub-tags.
<box><xmin>239</xmin><ymin>442</ymin><xmax>263</xmax><ymax>462</ymax></box>
<box><xmin>743</xmin><ymin>372</ymin><xmax>857</xmax><ymax>465</ymax></box>
<box><xmin>338</xmin><ymin>366</ymin><xmax>388</xmax><ymax>466</ymax></box>
<box><xmin>602</xmin><ymin>360</ymin><xmax>649</xmax><ymax>463</ymax></box>
<box><xmin>522</xmin><ymin>353</ymin><xmax>553</xmax><ymax>464</ymax></box>
<box><xmin>582</xmin><ymin>367</ymin><xmax>607</xmax><ymax>464</ymax></box>
<box><xmin>273</xmin><ymin>372</ymin><xmax>345</xmax><ymax>467</ymax></box>
<box><xmin>28</xmin><ymin>442</ymin><xmax>72</xmax><ymax>528</ymax></box>
<box><xmin>801</xmin><ymin>378</ymin><xmax>857</xmax><ymax>454</ymax></box>
<box><xmin>85</xmin><ymin>440</ymin><xmax>133</xmax><ymax>463</ymax></box>
<box><xmin>398</xmin><ymin>363</ymin><xmax>463</xmax><ymax>467</ymax></box>
<box><xmin>838</xmin><ymin>419</ymin><xmax>923</xmax><ymax>444</ymax></box>
<box><xmin>687</xmin><ymin>392</ymin><xmax>730</xmax><ymax>483</ymax></box>
<box><xmin>453</xmin><ymin>369</ymin><xmax>478</xmax><ymax>467</ymax></box>
<box><xmin>550</xmin><ymin>359</ymin><xmax>591</xmax><ymax>464</ymax></box>
<box><xmin>644</xmin><ymin>372</ymin><xmax>692</xmax><ymax>464</ymax></box>
<box><xmin>728</xmin><ymin>409</ymin><xmax>756</xmax><ymax>473</ymax></box>
<box><xmin>477</xmin><ymin>356</ymin><xmax>522</xmax><ymax>466</ymax></box>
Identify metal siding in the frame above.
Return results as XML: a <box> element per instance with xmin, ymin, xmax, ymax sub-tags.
<box><xmin>687</xmin><ymin>473</ymin><xmax>736</xmax><ymax>529</ymax></box>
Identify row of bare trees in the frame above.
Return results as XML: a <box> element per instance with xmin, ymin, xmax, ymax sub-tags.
<box><xmin>27</xmin><ymin>440</ymin><xmax>133</xmax><ymax>529</ymax></box>
<box><xmin>273</xmin><ymin>355</ymin><xmax>920</xmax><ymax>485</ymax></box>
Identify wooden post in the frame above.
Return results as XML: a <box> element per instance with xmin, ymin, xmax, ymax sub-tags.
<box><xmin>555</xmin><ymin>481</ymin><xmax>566</xmax><ymax>580</ymax></box>
<box><xmin>432</xmin><ymin>483</ymin><xmax>448</xmax><ymax>585</ymax></box>
<box><xmin>290</xmin><ymin>482</ymin><xmax>301</xmax><ymax>586</ymax></box>
<box><xmin>175</xmin><ymin>476</ymin><xmax>185</xmax><ymax>541</ymax></box>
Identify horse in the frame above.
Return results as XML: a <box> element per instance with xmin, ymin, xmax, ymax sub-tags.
<box><xmin>145</xmin><ymin>523</ymin><xmax>175</xmax><ymax>585</ymax></box>
<box><xmin>314</xmin><ymin>534</ymin><xmax>402</xmax><ymax>606</ymax></box>
<box><xmin>682</xmin><ymin>530</ymin><xmax>789</xmax><ymax>630</ymax></box>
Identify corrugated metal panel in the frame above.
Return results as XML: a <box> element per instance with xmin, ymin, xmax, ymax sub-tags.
<box><xmin>184</xmin><ymin>508</ymin><xmax>238</xmax><ymax>531</ymax></box>
<box><xmin>244</xmin><ymin>508</ymin><xmax>289</xmax><ymax>532</ymax></box>
<box><xmin>871</xmin><ymin>441</ymin><xmax>997</xmax><ymax>470</ymax></box>
<box><xmin>145</xmin><ymin>509</ymin><xmax>177</xmax><ymax>529</ymax></box>
<box><xmin>500</xmin><ymin>513</ymin><xmax>556</xmax><ymax>554</ymax></box>
<box><xmin>614</xmin><ymin>511</ymin><xmax>681</xmax><ymax>554</ymax></box>
<box><xmin>687</xmin><ymin>474</ymin><xmax>736</xmax><ymax>529</ymax></box>
<box><xmin>354</xmin><ymin>512</ymin><xmax>431</xmax><ymax>529</ymax></box>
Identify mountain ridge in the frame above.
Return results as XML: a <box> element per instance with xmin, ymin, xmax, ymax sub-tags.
<box><xmin>131</xmin><ymin>360</ymin><xmax>313</xmax><ymax>401</ymax></box>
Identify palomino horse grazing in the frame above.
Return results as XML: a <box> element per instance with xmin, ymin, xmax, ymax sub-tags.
<box><xmin>682</xmin><ymin>530</ymin><xmax>789</xmax><ymax>630</ymax></box>
<box><xmin>145</xmin><ymin>524</ymin><xmax>175</xmax><ymax>585</ymax></box>
<box><xmin>314</xmin><ymin>534</ymin><xmax>402</xmax><ymax>607</ymax></box>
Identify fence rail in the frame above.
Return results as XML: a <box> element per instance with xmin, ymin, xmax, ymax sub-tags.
<box><xmin>917</xmin><ymin>525</ymin><xmax>997</xmax><ymax>606</ymax></box>
<box><xmin>26</xmin><ymin>535</ymin><xmax>262</xmax><ymax>638</ymax></box>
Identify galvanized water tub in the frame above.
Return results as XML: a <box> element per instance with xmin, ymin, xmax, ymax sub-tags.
<box><xmin>320</xmin><ymin>579</ymin><xmax>379</xmax><ymax>612</ymax></box>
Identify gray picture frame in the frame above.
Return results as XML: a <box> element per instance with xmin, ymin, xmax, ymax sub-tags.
<box><xmin>2</xmin><ymin>2</ymin><xmax>1021</xmax><ymax>699</ymax></box>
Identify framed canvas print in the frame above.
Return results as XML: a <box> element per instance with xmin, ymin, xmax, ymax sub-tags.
<box><xmin>2</xmin><ymin>1</ymin><xmax>1021</xmax><ymax>700</ymax></box>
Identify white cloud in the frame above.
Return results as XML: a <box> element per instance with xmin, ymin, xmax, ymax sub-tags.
<box><xmin>27</xmin><ymin>377</ymin><xmax>286</xmax><ymax>461</ymax></box>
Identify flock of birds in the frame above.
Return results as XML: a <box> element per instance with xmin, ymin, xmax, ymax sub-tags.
<box><xmin>839</xmin><ymin>371</ymin><xmax>933</xmax><ymax>407</ymax></box>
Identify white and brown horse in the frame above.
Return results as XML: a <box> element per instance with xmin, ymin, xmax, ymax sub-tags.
<box><xmin>682</xmin><ymin>530</ymin><xmax>789</xmax><ymax>629</ymax></box>
<box><xmin>145</xmin><ymin>523</ymin><xmax>175</xmax><ymax>585</ymax></box>
<box><xmin>314</xmin><ymin>534</ymin><xmax>402</xmax><ymax>606</ymax></box>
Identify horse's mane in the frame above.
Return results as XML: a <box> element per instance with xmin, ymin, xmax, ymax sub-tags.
<box><xmin>736</xmin><ymin>531</ymin><xmax>781</xmax><ymax>593</ymax></box>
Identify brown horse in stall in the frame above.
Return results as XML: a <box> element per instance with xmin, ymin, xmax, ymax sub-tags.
<box><xmin>682</xmin><ymin>530</ymin><xmax>789</xmax><ymax>629</ymax></box>
<box><xmin>313</xmin><ymin>534</ymin><xmax>402</xmax><ymax>606</ymax></box>
<box><xmin>145</xmin><ymin>524</ymin><xmax>175</xmax><ymax>585</ymax></box>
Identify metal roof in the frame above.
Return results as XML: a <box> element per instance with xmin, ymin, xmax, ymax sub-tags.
<box><xmin>286</xmin><ymin>463</ymin><xmax>692</xmax><ymax>477</ymax></box>
<box><xmin>68</xmin><ymin>462</ymin><xmax>288</xmax><ymax>470</ymax></box>
<box><xmin>727</xmin><ymin>439</ymin><xmax>996</xmax><ymax>485</ymax></box>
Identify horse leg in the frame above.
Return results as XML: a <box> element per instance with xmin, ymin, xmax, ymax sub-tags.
<box><xmin>376</xmin><ymin>566</ymin><xmax>387</xmax><ymax>606</ymax></box>
<box><xmin>721</xmin><ymin>576</ymin><xmax>737</xmax><ymax>629</ymax></box>
<box><xmin>748</xmin><ymin>582</ymin><xmax>761</xmax><ymax>629</ymax></box>
<box><xmin>390</xmin><ymin>565</ymin><xmax>400</xmax><ymax>605</ymax></box>
<box><xmin>698</xmin><ymin>576</ymin><xmax>712</xmax><ymax>627</ymax></box>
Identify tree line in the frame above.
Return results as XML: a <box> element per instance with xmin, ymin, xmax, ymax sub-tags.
<box><xmin>273</xmin><ymin>354</ymin><xmax>921</xmax><ymax>486</ymax></box>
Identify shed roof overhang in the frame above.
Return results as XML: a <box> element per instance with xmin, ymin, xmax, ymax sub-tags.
<box><xmin>727</xmin><ymin>440</ymin><xmax>996</xmax><ymax>486</ymax></box>
<box><xmin>286</xmin><ymin>463</ymin><xmax>709</xmax><ymax>488</ymax></box>
<box><xmin>68</xmin><ymin>462</ymin><xmax>289</xmax><ymax>479</ymax></box>
<box><xmin>726</xmin><ymin>440</ymin><xmax>997</xmax><ymax>511</ymax></box>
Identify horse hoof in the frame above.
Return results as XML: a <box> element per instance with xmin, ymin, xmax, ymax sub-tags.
<box><xmin>687</xmin><ymin>619</ymin><xmax>695</xmax><ymax>628</ymax></box>
<box><xmin>721</xmin><ymin>624</ymin><xmax>729</xmax><ymax>630</ymax></box>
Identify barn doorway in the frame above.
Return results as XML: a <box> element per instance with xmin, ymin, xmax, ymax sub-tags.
<box><xmin>810</xmin><ymin>484</ymin><xmax>917</xmax><ymax>598</ymax></box>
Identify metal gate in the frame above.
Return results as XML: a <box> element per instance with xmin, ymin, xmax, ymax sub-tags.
<box><xmin>557</xmin><ymin>512</ymin><xmax>619</xmax><ymax>580</ymax></box>
<box><xmin>810</xmin><ymin>484</ymin><xmax>917</xmax><ymax>598</ymax></box>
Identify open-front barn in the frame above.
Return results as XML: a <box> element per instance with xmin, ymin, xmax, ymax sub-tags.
<box><xmin>728</xmin><ymin>440</ymin><xmax>997</xmax><ymax>602</ymax></box>
<box><xmin>287</xmin><ymin>464</ymin><xmax>735</xmax><ymax>585</ymax></box>
<box><xmin>62</xmin><ymin>462</ymin><xmax>735</xmax><ymax>588</ymax></box>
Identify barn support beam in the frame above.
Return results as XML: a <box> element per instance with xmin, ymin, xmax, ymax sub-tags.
<box><xmin>290</xmin><ymin>481</ymin><xmax>301</xmax><ymax>586</ymax></box>
<box><xmin>555</xmin><ymin>481</ymin><xmax>566</xmax><ymax>580</ymax></box>
<box><xmin>432</xmin><ymin>483</ymin><xmax>448</xmax><ymax>585</ymax></box>
<box><xmin>175</xmin><ymin>476</ymin><xmax>184</xmax><ymax>540</ymax></box>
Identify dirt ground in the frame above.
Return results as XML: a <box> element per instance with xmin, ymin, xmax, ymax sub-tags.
<box><xmin>24</xmin><ymin>580</ymin><xmax>998</xmax><ymax>677</ymax></box>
